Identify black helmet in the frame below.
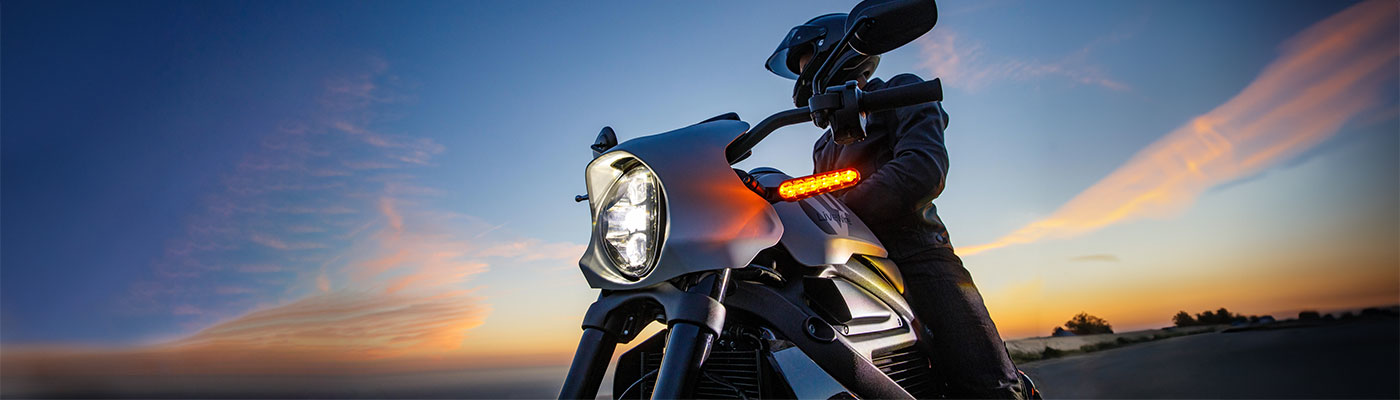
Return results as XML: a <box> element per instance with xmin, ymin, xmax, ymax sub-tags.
<box><xmin>765</xmin><ymin>13</ymin><xmax>880</xmax><ymax>107</ymax></box>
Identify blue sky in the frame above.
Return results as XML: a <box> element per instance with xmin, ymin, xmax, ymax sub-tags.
<box><xmin>2</xmin><ymin>0</ymin><xmax>1396</xmax><ymax>382</ymax></box>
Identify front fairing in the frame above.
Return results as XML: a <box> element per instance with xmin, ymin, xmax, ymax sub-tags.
<box><xmin>579</xmin><ymin>120</ymin><xmax>784</xmax><ymax>290</ymax></box>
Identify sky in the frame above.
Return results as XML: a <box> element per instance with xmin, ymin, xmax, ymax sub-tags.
<box><xmin>2</xmin><ymin>0</ymin><xmax>1397</xmax><ymax>396</ymax></box>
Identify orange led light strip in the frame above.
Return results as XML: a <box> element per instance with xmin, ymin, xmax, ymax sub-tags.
<box><xmin>777</xmin><ymin>168</ymin><xmax>860</xmax><ymax>201</ymax></box>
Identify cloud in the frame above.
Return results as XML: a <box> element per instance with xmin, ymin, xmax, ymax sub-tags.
<box><xmin>237</xmin><ymin>264</ymin><xmax>284</xmax><ymax>273</ymax></box>
<box><xmin>1069</xmin><ymin>254</ymin><xmax>1120</xmax><ymax>263</ymax></box>
<box><xmin>285</xmin><ymin>225</ymin><xmax>326</xmax><ymax>233</ymax></box>
<box><xmin>959</xmin><ymin>1</ymin><xmax>1399</xmax><ymax>256</ymax></box>
<box><xmin>126</xmin><ymin>58</ymin><xmax>469</xmax><ymax>324</ymax></box>
<box><xmin>917</xmin><ymin>30</ymin><xmax>1129</xmax><ymax>91</ymax></box>
<box><xmin>249</xmin><ymin>233</ymin><xmax>327</xmax><ymax>250</ymax></box>
<box><xmin>175</xmin><ymin>290</ymin><xmax>488</xmax><ymax>360</ymax></box>
<box><xmin>379</xmin><ymin>197</ymin><xmax>404</xmax><ymax>234</ymax></box>
<box><xmin>316</xmin><ymin>272</ymin><xmax>331</xmax><ymax>292</ymax></box>
<box><xmin>475</xmin><ymin>239</ymin><xmax>587</xmax><ymax>262</ymax></box>
<box><xmin>17</xmin><ymin>53</ymin><xmax>586</xmax><ymax>395</ymax></box>
<box><xmin>332</xmin><ymin>120</ymin><xmax>445</xmax><ymax>166</ymax></box>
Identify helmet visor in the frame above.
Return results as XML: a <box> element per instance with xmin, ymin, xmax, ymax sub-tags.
<box><xmin>765</xmin><ymin>24</ymin><xmax>826</xmax><ymax>79</ymax></box>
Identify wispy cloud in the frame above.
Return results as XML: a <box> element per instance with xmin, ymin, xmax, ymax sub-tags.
<box><xmin>176</xmin><ymin>290</ymin><xmax>488</xmax><ymax>360</ymax></box>
<box><xmin>4</xmin><ymin>181</ymin><xmax>585</xmax><ymax>379</ymax></box>
<box><xmin>10</xmin><ymin>57</ymin><xmax>590</xmax><ymax>384</ymax></box>
<box><xmin>1069</xmin><ymin>254</ymin><xmax>1120</xmax><ymax>263</ymax></box>
<box><xmin>960</xmin><ymin>1</ymin><xmax>1399</xmax><ymax>255</ymax></box>
<box><xmin>917</xmin><ymin>29</ymin><xmax>1130</xmax><ymax>91</ymax></box>
<box><xmin>249</xmin><ymin>233</ymin><xmax>328</xmax><ymax>250</ymax></box>
<box><xmin>476</xmin><ymin>239</ymin><xmax>587</xmax><ymax>262</ymax></box>
<box><xmin>214</xmin><ymin>286</ymin><xmax>256</xmax><ymax>295</ymax></box>
<box><xmin>237</xmin><ymin>264</ymin><xmax>284</xmax><ymax>273</ymax></box>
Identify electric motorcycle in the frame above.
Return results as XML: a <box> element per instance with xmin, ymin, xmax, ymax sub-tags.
<box><xmin>560</xmin><ymin>0</ymin><xmax>1039</xmax><ymax>398</ymax></box>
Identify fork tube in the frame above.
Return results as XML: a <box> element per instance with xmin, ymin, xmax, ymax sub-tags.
<box><xmin>650</xmin><ymin>323</ymin><xmax>714</xmax><ymax>399</ymax></box>
<box><xmin>649</xmin><ymin>270</ymin><xmax>731</xmax><ymax>400</ymax></box>
<box><xmin>559</xmin><ymin>327</ymin><xmax>617</xmax><ymax>399</ymax></box>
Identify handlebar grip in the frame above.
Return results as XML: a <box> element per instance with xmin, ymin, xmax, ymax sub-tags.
<box><xmin>859</xmin><ymin>78</ymin><xmax>943</xmax><ymax>112</ymax></box>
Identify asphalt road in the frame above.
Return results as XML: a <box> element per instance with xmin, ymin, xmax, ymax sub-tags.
<box><xmin>1019</xmin><ymin>319</ymin><xmax>1400</xmax><ymax>399</ymax></box>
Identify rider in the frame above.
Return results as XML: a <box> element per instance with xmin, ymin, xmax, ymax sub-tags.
<box><xmin>766</xmin><ymin>12</ymin><xmax>1022</xmax><ymax>399</ymax></box>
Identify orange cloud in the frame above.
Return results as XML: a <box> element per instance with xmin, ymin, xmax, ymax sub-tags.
<box><xmin>7</xmin><ymin>58</ymin><xmax>596</xmax><ymax>397</ymax></box>
<box><xmin>960</xmin><ymin>1</ymin><xmax>1399</xmax><ymax>256</ymax></box>
<box><xmin>1</xmin><ymin>196</ymin><xmax>509</xmax><ymax>387</ymax></box>
<box><xmin>174</xmin><ymin>290</ymin><xmax>487</xmax><ymax>360</ymax></box>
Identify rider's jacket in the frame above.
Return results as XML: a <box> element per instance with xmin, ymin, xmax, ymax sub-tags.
<box><xmin>813</xmin><ymin>73</ymin><xmax>952</xmax><ymax>260</ymax></box>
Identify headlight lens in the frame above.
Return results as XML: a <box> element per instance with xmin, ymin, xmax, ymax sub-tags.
<box><xmin>600</xmin><ymin>165</ymin><xmax>662</xmax><ymax>279</ymax></box>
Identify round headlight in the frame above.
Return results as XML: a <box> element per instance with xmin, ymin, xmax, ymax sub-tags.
<box><xmin>599</xmin><ymin>165</ymin><xmax>663</xmax><ymax>279</ymax></box>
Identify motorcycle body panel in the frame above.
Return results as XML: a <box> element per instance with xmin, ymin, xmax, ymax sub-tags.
<box><xmin>578</xmin><ymin>120</ymin><xmax>785</xmax><ymax>290</ymax></box>
<box><xmin>751</xmin><ymin>169</ymin><xmax>889</xmax><ymax>267</ymax></box>
<box><xmin>576</xmin><ymin>161</ymin><xmax>930</xmax><ymax>398</ymax></box>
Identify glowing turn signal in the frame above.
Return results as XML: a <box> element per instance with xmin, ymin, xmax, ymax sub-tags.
<box><xmin>777</xmin><ymin>168</ymin><xmax>860</xmax><ymax>201</ymax></box>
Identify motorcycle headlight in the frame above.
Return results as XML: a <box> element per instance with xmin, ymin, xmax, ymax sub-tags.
<box><xmin>598</xmin><ymin>164</ymin><xmax>664</xmax><ymax>279</ymax></box>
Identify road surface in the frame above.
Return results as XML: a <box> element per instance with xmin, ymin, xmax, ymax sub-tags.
<box><xmin>1019</xmin><ymin>319</ymin><xmax>1399</xmax><ymax>398</ymax></box>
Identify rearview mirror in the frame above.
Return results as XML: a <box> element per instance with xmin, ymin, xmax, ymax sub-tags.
<box><xmin>846</xmin><ymin>0</ymin><xmax>938</xmax><ymax>56</ymax></box>
<box><xmin>591</xmin><ymin>126</ymin><xmax>618</xmax><ymax>158</ymax></box>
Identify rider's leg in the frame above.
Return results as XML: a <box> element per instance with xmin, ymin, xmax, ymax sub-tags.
<box><xmin>897</xmin><ymin>246</ymin><xmax>1021</xmax><ymax>399</ymax></box>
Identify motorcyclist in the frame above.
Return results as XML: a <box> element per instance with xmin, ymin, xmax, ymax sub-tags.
<box><xmin>766</xmin><ymin>12</ymin><xmax>1022</xmax><ymax>399</ymax></box>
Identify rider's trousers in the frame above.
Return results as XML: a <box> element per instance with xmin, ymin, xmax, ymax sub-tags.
<box><xmin>897</xmin><ymin>246</ymin><xmax>1021</xmax><ymax>399</ymax></box>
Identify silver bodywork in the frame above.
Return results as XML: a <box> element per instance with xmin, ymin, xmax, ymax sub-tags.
<box><xmin>754</xmin><ymin>170</ymin><xmax>919</xmax><ymax>361</ymax></box>
<box><xmin>752</xmin><ymin>172</ymin><xmax>887</xmax><ymax>266</ymax></box>
<box><xmin>578</xmin><ymin>120</ymin><xmax>922</xmax><ymax>390</ymax></box>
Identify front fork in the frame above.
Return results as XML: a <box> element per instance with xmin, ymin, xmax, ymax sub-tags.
<box><xmin>559</xmin><ymin>269</ymin><xmax>732</xmax><ymax>400</ymax></box>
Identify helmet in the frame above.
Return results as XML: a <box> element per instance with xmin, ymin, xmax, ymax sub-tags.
<box><xmin>765</xmin><ymin>13</ymin><xmax>880</xmax><ymax>107</ymax></box>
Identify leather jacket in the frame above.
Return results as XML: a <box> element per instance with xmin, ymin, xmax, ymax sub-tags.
<box><xmin>813</xmin><ymin>73</ymin><xmax>953</xmax><ymax>260</ymax></box>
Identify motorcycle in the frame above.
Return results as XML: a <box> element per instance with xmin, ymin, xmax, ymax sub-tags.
<box><xmin>560</xmin><ymin>0</ymin><xmax>1039</xmax><ymax>398</ymax></box>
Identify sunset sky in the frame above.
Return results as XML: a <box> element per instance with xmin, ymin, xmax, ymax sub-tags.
<box><xmin>2</xmin><ymin>0</ymin><xmax>1396</xmax><ymax>395</ymax></box>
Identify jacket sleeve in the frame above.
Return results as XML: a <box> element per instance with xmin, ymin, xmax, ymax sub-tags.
<box><xmin>839</xmin><ymin>73</ymin><xmax>950</xmax><ymax>227</ymax></box>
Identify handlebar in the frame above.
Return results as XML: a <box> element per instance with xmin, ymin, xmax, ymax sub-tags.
<box><xmin>859</xmin><ymin>78</ymin><xmax>943</xmax><ymax>112</ymax></box>
<box><xmin>723</xmin><ymin>77</ymin><xmax>943</xmax><ymax>165</ymax></box>
<box><xmin>724</xmin><ymin>108</ymin><xmax>813</xmax><ymax>164</ymax></box>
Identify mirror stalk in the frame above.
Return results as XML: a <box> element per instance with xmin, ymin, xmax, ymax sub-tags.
<box><xmin>808</xmin><ymin>17</ymin><xmax>874</xmax><ymax>98</ymax></box>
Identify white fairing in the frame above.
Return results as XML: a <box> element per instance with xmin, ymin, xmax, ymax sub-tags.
<box><xmin>577</xmin><ymin>120</ymin><xmax>785</xmax><ymax>289</ymax></box>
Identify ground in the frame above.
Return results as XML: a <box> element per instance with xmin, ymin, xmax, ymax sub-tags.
<box><xmin>1019</xmin><ymin>319</ymin><xmax>1399</xmax><ymax>399</ymax></box>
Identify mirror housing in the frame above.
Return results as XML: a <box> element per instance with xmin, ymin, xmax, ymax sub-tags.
<box><xmin>591</xmin><ymin>126</ymin><xmax>618</xmax><ymax>158</ymax></box>
<box><xmin>847</xmin><ymin>0</ymin><xmax>938</xmax><ymax>56</ymax></box>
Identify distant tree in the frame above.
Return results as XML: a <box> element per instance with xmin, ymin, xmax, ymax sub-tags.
<box><xmin>1065</xmin><ymin>312</ymin><xmax>1114</xmax><ymax>335</ymax></box>
<box><xmin>1172</xmin><ymin>311</ymin><xmax>1197</xmax><ymax>327</ymax></box>
<box><xmin>1196</xmin><ymin>310</ymin><xmax>1216</xmax><ymax>324</ymax></box>
<box><xmin>1216</xmin><ymin>307</ymin><xmax>1234</xmax><ymax>321</ymax></box>
<box><xmin>1360</xmin><ymin>307</ymin><xmax>1398</xmax><ymax>318</ymax></box>
<box><xmin>1299</xmin><ymin>310</ymin><xmax>1321</xmax><ymax>320</ymax></box>
<box><xmin>1248</xmin><ymin>315</ymin><xmax>1260</xmax><ymax>323</ymax></box>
